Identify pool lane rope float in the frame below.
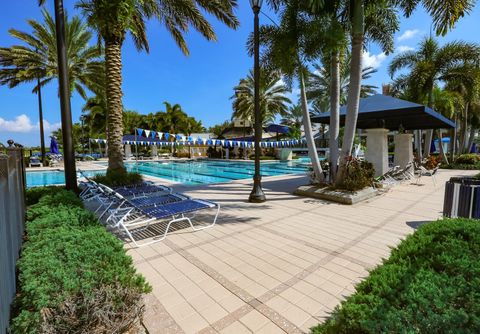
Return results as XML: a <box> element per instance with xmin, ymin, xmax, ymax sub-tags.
<box><xmin>90</xmin><ymin>128</ymin><xmax>306</xmax><ymax>149</ymax></box>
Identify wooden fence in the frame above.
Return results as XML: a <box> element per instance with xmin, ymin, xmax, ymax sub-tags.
<box><xmin>0</xmin><ymin>146</ymin><xmax>26</xmax><ymax>333</ymax></box>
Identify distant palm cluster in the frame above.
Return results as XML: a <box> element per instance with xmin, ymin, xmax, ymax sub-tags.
<box><xmin>0</xmin><ymin>0</ymin><xmax>478</xmax><ymax>184</ymax></box>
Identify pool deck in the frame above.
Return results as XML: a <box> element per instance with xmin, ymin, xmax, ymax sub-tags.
<box><xmin>126</xmin><ymin>168</ymin><xmax>476</xmax><ymax>334</ymax></box>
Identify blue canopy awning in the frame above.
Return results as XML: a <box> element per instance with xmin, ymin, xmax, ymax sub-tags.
<box><xmin>311</xmin><ymin>94</ymin><xmax>455</xmax><ymax>130</ymax></box>
<box><xmin>264</xmin><ymin>124</ymin><xmax>290</xmax><ymax>134</ymax></box>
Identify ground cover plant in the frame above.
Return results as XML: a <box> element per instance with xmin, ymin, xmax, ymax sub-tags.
<box><xmin>11</xmin><ymin>188</ymin><xmax>151</xmax><ymax>333</ymax></box>
<box><xmin>92</xmin><ymin>169</ymin><xmax>143</xmax><ymax>187</ymax></box>
<box><xmin>442</xmin><ymin>154</ymin><xmax>480</xmax><ymax>170</ymax></box>
<box><xmin>311</xmin><ymin>218</ymin><xmax>480</xmax><ymax>334</ymax></box>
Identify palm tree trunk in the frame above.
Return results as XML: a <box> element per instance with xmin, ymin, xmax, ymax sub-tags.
<box><xmin>449</xmin><ymin>118</ymin><xmax>456</xmax><ymax>160</ymax></box>
<box><xmin>437</xmin><ymin>129</ymin><xmax>448</xmax><ymax>164</ymax></box>
<box><xmin>336</xmin><ymin>0</ymin><xmax>364</xmax><ymax>186</ymax></box>
<box><xmin>466</xmin><ymin>126</ymin><xmax>475</xmax><ymax>153</ymax></box>
<box><xmin>105</xmin><ymin>39</ymin><xmax>125</xmax><ymax>172</ymax></box>
<box><xmin>423</xmin><ymin>129</ymin><xmax>433</xmax><ymax>157</ymax></box>
<box><xmin>299</xmin><ymin>71</ymin><xmax>324</xmax><ymax>183</ymax></box>
<box><xmin>329</xmin><ymin>51</ymin><xmax>340</xmax><ymax>181</ymax></box>
<box><xmin>459</xmin><ymin>103</ymin><xmax>469</xmax><ymax>154</ymax></box>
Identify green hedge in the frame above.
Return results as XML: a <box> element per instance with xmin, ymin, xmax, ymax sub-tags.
<box><xmin>441</xmin><ymin>162</ymin><xmax>480</xmax><ymax>170</ymax></box>
<box><xmin>312</xmin><ymin>218</ymin><xmax>480</xmax><ymax>334</ymax></box>
<box><xmin>11</xmin><ymin>188</ymin><xmax>151</xmax><ymax>333</ymax></box>
<box><xmin>92</xmin><ymin>169</ymin><xmax>143</xmax><ymax>187</ymax></box>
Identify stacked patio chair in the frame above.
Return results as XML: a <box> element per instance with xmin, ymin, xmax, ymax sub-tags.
<box><xmin>78</xmin><ymin>175</ymin><xmax>220</xmax><ymax>247</ymax></box>
<box><xmin>375</xmin><ymin>162</ymin><xmax>415</xmax><ymax>186</ymax></box>
<box><xmin>414</xmin><ymin>162</ymin><xmax>441</xmax><ymax>187</ymax></box>
<box><xmin>101</xmin><ymin>185</ymin><xmax>220</xmax><ymax>247</ymax></box>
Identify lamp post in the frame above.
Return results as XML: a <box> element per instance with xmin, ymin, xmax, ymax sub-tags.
<box><xmin>249</xmin><ymin>0</ymin><xmax>266</xmax><ymax>203</ymax></box>
<box><xmin>53</xmin><ymin>0</ymin><xmax>77</xmax><ymax>192</ymax></box>
<box><xmin>36</xmin><ymin>71</ymin><xmax>46</xmax><ymax>166</ymax></box>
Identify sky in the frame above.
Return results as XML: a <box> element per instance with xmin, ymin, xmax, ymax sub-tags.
<box><xmin>1</xmin><ymin>2</ymin><xmax>480</xmax><ymax>147</ymax></box>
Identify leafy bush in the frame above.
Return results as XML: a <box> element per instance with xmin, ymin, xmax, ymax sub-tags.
<box><xmin>174</xmin><ymin>151</ymin><xmax>190</xmax><ymax>158</ymax></box>
<box><xmin>424</xmin><ymin>154</ymin><xmax>442</xmax><ymax>169</ymax></box>
<box><xmin>25</xmin><ymin>186</ymin><xmax>65</xmax><ymax>206</ymax></box>
<box><xmin>441</xmin><ymin>162</ymin><xmax>480</xmax><ymax>170</ymax></box>
<box><xmin>455</xmin><ymin>154</ymin><xmax>480</xmax><ymax>165</ymax></box>
<box><xmin>92</xmin><ymin>169</ymin><xmax>143</xmax><ymax>187</ymax></box>
<box><xmin>338</xmin><ymin>158</ymin><xmax>375</xmax><ymax>191</ymax></box>
<box><xmin>311</xmin><ymin>218</ymin><xmax>480</xmax><ymax>334</ymax></box>
<box><xmin>11</xmin><ymin>189</ymin><xmax>151</xmax><ymax>333</ymax></box>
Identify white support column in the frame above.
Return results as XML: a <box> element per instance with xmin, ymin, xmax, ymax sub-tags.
<box><xmin>394</xmin><ymin>133</ymin><xmax>413</xmax><ymax>169</ymax></box>
<box><xmin>365</xmin><ymin>128</ymin><xmax>389</xmax><ymax>177</ymax></box>
<box><xmin>124</xmin><ymin>144</ymin><xmax>132</xmax><ymax>159</ymax></box>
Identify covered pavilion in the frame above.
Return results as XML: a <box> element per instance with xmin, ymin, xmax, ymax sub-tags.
<box><xmin>311</xmin><ymin>94</ymin><xmax>455</xmax><ymax>176</ymax></box>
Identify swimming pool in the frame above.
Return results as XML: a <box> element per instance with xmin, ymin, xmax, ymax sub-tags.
<box><xmin>26</xmin><ymin>170</ymin><xmax>105</xmax><ymax>187</ymax></box>
<box><xmin>26</xmin><ymin>160</ymin><xmax>309</xmax><ymax>187</ymax></box>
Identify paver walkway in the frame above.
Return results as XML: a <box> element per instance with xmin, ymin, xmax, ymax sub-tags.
<box><xmin>127</xmin><ymin>169</ymin><xmax>475</xmax><ymax>333</ymax></box>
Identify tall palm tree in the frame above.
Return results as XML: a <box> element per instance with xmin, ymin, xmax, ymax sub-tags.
<box><xmin>231</xmin><ymin>69</ymin><xmax>291</xmax><ymax>125</ymax></box>
<box><xmin>254</xmin><ymin>0</ymin><xmax>328</xmax><ymax>183</ymax></box>
<box><xmin>82</xmin><ymin>94</ymin><xmax>107</xmax><ymax>138</ymax></box>
<box><xmin>307</xmin><ymin>56</ymin><xmax>378</xmax><ymax>113</ymax></box>
<box><xmin>0</xmin><ymin>9</ymin><xmax>103</xmax><ymax>159</ymax></box>
<box><xmin>389</xmin><ymin>37</ymin><xmax>479</xmax><ymax>157</ymax></box>
<box><xmin>280</xmin><ymin>104</ymin><xmax>303</xmax><ymax>128</ymax></box>
<box><xmin>336</xmin><ymin>0</ymin><xmax>475</xmax><ymax>184</ymax></box>
<box><xmin>76</xmin><ymin>0</ymin><xmax>239</xmax><ymax>172</ymax></box>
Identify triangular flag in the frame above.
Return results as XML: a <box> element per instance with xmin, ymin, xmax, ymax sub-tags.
<box><xmin>136</xmin><ymin>128</ymin><xmax>143</xmax><ymax>136</ymax></box>
<box><xmin>151</xmin><ymin>131</ymin><xmax>156</xmax><ymax>138</ymax></box>
<box><xmin>144</xmin><ymin>130</ymin><xmax>151</xmax><ymax>137</ymax></box>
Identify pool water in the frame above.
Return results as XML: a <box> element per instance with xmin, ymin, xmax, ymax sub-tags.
<box><xmin>26</xmin><ymin>160</ymin><xmax>309</xmax><ymax>187</ymax></box>
<box><xmin>26</xmin><ymin>170</ymin><xmax>105</xmax><ymax>187</ymax></box>
<box><xmin>127</xmin><ymin>160</ymin><xmax>309</xmax><ymax>185</ymax></box>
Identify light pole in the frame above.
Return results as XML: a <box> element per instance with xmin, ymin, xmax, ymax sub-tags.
<box><xmin>53</xmin><ymin>0</ymin><xmax>77</xmax><ymax>192</ymax></box>
<box><xmin>249</xmin><ymin>0</ymin><xmax>266</xmax><ymax>203</ymax></box>
<box><xmin>36</xmin><ymin>71</ymin><xmax>46</xmax><ymax>166</ymax></box>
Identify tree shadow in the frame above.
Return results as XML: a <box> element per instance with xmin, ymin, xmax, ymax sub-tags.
<box><xmin>406</xmin><ymin>220</ymin><xmax>433</xmax><ymax>229</ymax></box>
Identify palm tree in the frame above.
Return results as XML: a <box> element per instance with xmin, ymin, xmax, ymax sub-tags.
<box><xmin>281</xmin><ymin>104</ymin><xmax>303</xmax><ymax>128</ymax></box>
<box><xmin>307</xmin><ymin>56</ymin><xmax>378</xmax><ymax>113</ymax></box>
<box><xmin>0</xmin><ymin>9</ymin><xmax>103</xmax><ymax>160</ymax></box>
<box><xmin>231</xmin><ymin>69</ymin><xmax>291</xmax><ymax>125</ymax></box>
<box><xmin>76</xmin><ymin>0</ymin><xmax>239</xmax><ymax>172</ymax></box>
<box><xmin>336</xmin><ymin>0</ymin><xmax>475</xmax><ymax>185</ymax></box>
<box><xmin>82</xmin><ymin>94</ymin><xmax>107</xmax><ymax>138</ymax></box>
<box><xmin>254</xmin><ymin>0</ymin><xmax>328</xmax><ymax>183</ymax></box>
<box><xmin>389</xmin><ymin>37</ymin><xmax>479</xmax><ymax>157</ymax></box>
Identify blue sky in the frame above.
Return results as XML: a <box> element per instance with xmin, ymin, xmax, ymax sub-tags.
<box><xmin>1</xmin><ymin>2</ymin><xmax>479</xmax><ymax>147</ymax></box>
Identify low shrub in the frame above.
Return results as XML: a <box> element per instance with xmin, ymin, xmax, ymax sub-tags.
<box><xmin>174</xmin><ymin>151</ymin><xmax>190</xmax><ymax>158</ymax></box>
<box><xmin>11</xmin><ymin>189</ymin><xmax>151</xmax><ymax>333</ymax></box>
<box><xmin>311</xmin><ymin>218</ymin><xmax>480</xmax><ymax>334</ymax></box>
<box><xmin>92</xmin><ymin>169</ymin><xmax>143</xmax><ymax>187</ymax></box>
<box><xmin>441</xmin><ymin>162</ymin><xmax>480</xmax><ymax>170</ymax></box>
<box><xmin>25</xmin><ymin>186</ymin><xmax>65</xmax><ymax>206</ymax></box>
<box><xmin>424</xmin><ymin>154</ymin><xmax>442</xmax><ymax>169</ymax></box>
<box><xmin>249</xmin><ymin>155</ymin><xmax>277</xmax><ymax>160</ymax></box>
<box><xmin>455</xmin><ymin>153</ymin><xmax>480</xmax><ymax>165</ymax></box>
<box><xmin>338</xmin><ymin>158</ymin><xmax>375</xmax><ymax>191</ymax></box>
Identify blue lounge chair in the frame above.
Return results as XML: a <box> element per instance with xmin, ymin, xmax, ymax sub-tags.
<box><xmin>105</xmin><ymin>189</ymin><xmax>220</xmax><ymax>247</ymax></box>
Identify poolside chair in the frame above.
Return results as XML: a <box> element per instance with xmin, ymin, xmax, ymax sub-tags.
<box><xmin>113</xmin><ymin>183</ymin><xmax>172</xmax><ymax>198</ymax></box>
<box><xmin>415</xmin><ymin>164</ymin><xmax>440</xmax><ymax>187</ymax></box>
<box><xmin>104</xmin><ymin>187</ymin><xmax>220</xmax><ymax>247</ymax></box>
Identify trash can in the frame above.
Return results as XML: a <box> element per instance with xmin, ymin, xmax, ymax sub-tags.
<box><xmin>443</xmin><ymin>177</ymin><xmax>480</xmax><ymax>219</ymax></box>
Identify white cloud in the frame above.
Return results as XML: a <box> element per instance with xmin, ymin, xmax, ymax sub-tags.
<box><xmin>397</xmin><ymin>29</ymin><xmax>421</xmax><ymax>41</ymax></box>
<box><xmin>396</xmin><ymin>45</ymin><xmax>415</xmax><ymax>53</ymax></box>
<box><xmin>362</xmin><ymin>51</ymin><xmax>387</xmax><ymax>69</ymax></box>
<box><xmin>0</xmin><ymin>114</ymin><xmax>61</xmax><ymax>133</ymax></box>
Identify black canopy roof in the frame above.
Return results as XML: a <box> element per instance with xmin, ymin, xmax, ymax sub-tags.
<box><xmin>311</xmin><ymin>94</ymin><xmax>455</xmax><ymax>130</ymax></box>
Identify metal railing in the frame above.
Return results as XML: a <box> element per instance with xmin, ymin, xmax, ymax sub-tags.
<box><xmin>0</xmin><ymin>142</ymin><xmax>26</xmax><ymax>333</ymax></box>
